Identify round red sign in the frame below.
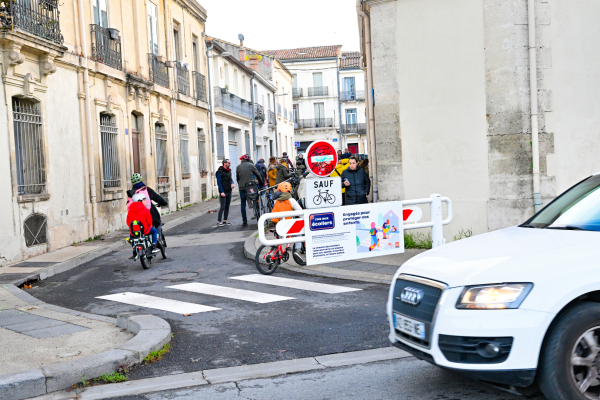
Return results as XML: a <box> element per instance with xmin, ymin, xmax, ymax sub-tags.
<box><xmin>305</xmin><ymin>141</ymin><xmax>338</xmax><ymax>177</ymax></box>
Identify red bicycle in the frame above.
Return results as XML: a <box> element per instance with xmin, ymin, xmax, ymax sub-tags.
<box><xmin>255</xmin><ymin>229</ymin><xmax>306</xmax><ymax>275</ymax></box>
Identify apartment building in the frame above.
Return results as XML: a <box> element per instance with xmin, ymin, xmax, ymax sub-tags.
<box><xmin>264</xmin><ymin>46</ymin><xmax>342</xmax><ymax>154</ymax></box>
<box><xmin>0</xmin><ymin>0</ymin><xmax>211</xmax><ymax>264</ymax></box>
<box><xmin>339</xmin><ymin>52</ymin><xmax>367</xmax><ymax>155</ymax></box>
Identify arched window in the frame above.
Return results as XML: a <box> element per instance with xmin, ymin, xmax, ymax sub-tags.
<box><xmin>13</xmin><ymin>98</ymin><xmax>45</xmax><ymax>195</ymax></box>
<box><xmin>24</xmin><ymin>213</ymin><xmax>47</xmax><ymax>247</ymax></box>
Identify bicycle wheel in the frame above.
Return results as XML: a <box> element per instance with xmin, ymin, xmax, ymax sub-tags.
<box><xmin>140</xmin><ymin>255</ymin><xmax>151</xmax><ymax>270</ymax></box>
<box><xmin>255</xmin><ymin>245</ymin><xmax>280</xmax><ymax>275</ymax></box>
<box><xmin>313</xmin><ymin>194</ymin><xmax>323</xmax><ymax>206</ymax></box>
<box><xmin>327</xmin><ymin>194</ymin><xmax>336</xmax><ymax>204</ymax></box>
<box><xmin>158</xmin><ymin>238</ymin><xmax>167</xmax><ymax>259</ymax></box>
<box><xmin>293</xmin><ymin>242</ymin><xmax>306</xmax><ymax>266</ymax></box>
<box><xmin>254</xmin><ymin>200</ymin><xmax>260</xmax><ymax>221</ymax></box>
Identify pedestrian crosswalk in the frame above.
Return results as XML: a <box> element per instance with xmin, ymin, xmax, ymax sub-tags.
<box><xmin>96</xmin><ymin>275</ymin><xmax>361</xmax><ymax>315</ymax></box>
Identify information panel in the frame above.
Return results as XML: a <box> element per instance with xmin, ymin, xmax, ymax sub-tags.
<box><xmin>304</xmin><ymin>201</ymin><xmax>404</xmax><ymax>265</ymax></box>
<box><xmin>305</xmin><ymin>177</ymin><xmax>342</xmax><ymax>209</ymax></box>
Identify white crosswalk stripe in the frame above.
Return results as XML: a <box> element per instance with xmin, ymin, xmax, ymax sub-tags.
<box><xmin>167</xmin><ymin>282</ymin><xmax>294</xmax><ymax>304</ymax></box>
<box><xmin>96</xmin><ymin>292</ymin><xmax>220</xmax><ymax>314</ymax></box>
<box><xmin>230</xmin><ymin>274</ymin><xmax>362</xmax><ymax>294</ymax></box>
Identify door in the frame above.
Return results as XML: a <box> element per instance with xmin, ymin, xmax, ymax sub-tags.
<box><xmin>314</xmin><ymin>102</ymin><xmax>325</xmax><ymax>126</ymax></box>
<box><xmin>131</xmin><ymin>115</ymin><xmax>141</xmax><ymax>174</ymax></box>
<box><xmin>229</xmin><ymin>144</ymin><xmax>238</xmax><ymax>188</ymax></box>
<box><xmin>93</xmin><ymin>0</ymin><xmax>108</xmax><ymax>28</ymax></box>
<box><xmin>346</xmin><ymin>109</ymin><xmax>357</xmax><ymax>125</ymax></box>
<box><xmin>344</xmin><ymin>77</ymin><xmax>356</xmax><ymax>100</ymax></box>
<box><xmin>148</xmin><ymin>2</ymin><xmax>159</xmax><ymax>55</ymax></box>
<box><xmin>348</xmin><ymin>144</ymin><xmax>359</xmax><ymax>155</ymax></box>
<box><xmin>313</xmin><ymin>72</ymin><xmax>323</xmax><ymax>88</ymax></box>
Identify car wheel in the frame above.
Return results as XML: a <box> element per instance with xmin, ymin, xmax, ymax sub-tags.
<box><xmin>539</xmin><ymin>302</ymin><xmax>600</xmax><ymax>400</ymax></box>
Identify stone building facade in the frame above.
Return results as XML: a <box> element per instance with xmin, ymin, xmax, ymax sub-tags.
<box><xmin>358</xmin><ymin>0</ymin><xmax>600</xmax><ymax>237</ymax></box>
<box><xmin>0</xmin><ymin>0</ymin><xmax>212</xmax><ymax>265</ymax></box>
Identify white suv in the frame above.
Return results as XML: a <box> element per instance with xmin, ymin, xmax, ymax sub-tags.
<box><xmin>388</xmin><ymin>174</ymin><xmax>600</xmax><ymax>400</ymax></box>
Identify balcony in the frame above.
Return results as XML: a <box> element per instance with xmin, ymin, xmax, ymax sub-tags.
<box><xmin>90</xmin><ymin>25</ymin><xmax>122</xmax><ymax>70</ymax></box>
<box><xmin>0</xmin><ymin>0</ymin><xmax>64</xmax><ymax>45</ymax></box>
<box><xmin>292</xmin><ymin>88</ymin><xmax>303</xmax><ymax>98</ymax></box>
<box><xmin>255</xmin><ymin>104</ymin><xmax>265</xmax><ymax>123</ymax></box>
<box><xmin>149</xmin><ymin>54</ymin><xmax>169</xmax><ymax>88</ymax></box>
<box><xmin>308</xmin><ymin>86</ymin><xmax>328</xmax><ymax>97</ymax></box>
<box><xmin>176</xmin><ymin>63</ymin><xmax>189</xmax><ymax>96</ymax></box>
<box><xmin>296</xmin><ymin>118</ymin><xmax>334</xmax><ymax>129</ymax></box>
<box><xmin>340</xmin><ymin>90</ymin><xmax>365</xmax><ymax>102</ymax></box>
<box><xmin>214</xmin><ymin>88</ymin><xmax>252</xmax><ymax>119</ymax></box>
<box><xmin>342</xmin><ymin>123</ymin><xmax>367</xmax><ymax>135</ymax></box>
<box><xmin>193</xmin><ymin>71</ymin><xmax>206</xmax><ymax>102</ymax></box>
<box><xmin>268</xmin><ymin>110</ymin><xmax>276</xmax><ymax>126</ymax></box>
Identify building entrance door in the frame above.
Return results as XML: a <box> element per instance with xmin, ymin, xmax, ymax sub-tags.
<box><xmin>348</xmin><ymin>143</ymin><xmax>359</xmax><ymax>155</ymax></box>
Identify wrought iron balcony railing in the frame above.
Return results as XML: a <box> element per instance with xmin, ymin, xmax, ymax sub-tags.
<box><xmin>90</xmin><ymin>25</ymin><xmax>122</xmax><ymax>70</ymax></box>
<box><xmin>292</xmin><ymin>88</ymin><xmax>302</xmax><ymax>98</ymax></box>
<box><xmin>214</xmin><ymin>87</ymin><xmax>252</xmax><ymax>119</ymax></box>
<box><xmin>296</xmin><ymin>118</ymin><xmax>333</xmax><ymax>129</ymax></box>
<box><xmin>340</xmin><ymin>90</ymin><xmax>366</xmax><ymax>102</ymax></box>
<box><xmin>268</xmin><ymin>110</ymin><xmax>276</xmax><ymax>125</ymax></box>
<box><xmin>192</xmin><ymin>71</ymin><xmax>206</xmax><ymax>102</ymax></box>
<box><xmin>342</xmin><ymin>123</ymin><xmax>367</xmax><ymax>135</ymax></box>
<box><xmin>149</xmin><ymin>54</ymin><xmax>169</xmax><ymax>88</ymax></box>
<box><xmin>255</xmin><ymin>104</ymin><xmax>265</xmax><ymax>122</ymax></box>
<box><xmin>0</xmin><ymin>0</ymin><xmax>64</xmax><ymax>45</ymax></box>
<box><xmin>176</xmin><ymin>63</ymin><xmax>189</xmax><ymax>96</ymax></box>
<box><xmin>308</xmin><ymin>86</ymin><xmax>328</xmax><ymax>97</ymax></box>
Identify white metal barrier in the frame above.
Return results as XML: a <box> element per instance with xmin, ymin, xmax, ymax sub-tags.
<box><xmin>257</xmin><ymin>194</ymin><xmax>453</xmax><ymax>248</ymax></box>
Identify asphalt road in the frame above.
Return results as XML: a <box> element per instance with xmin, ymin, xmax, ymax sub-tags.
<box><xmin>30</xmin><ymin>201</ymin><xmax>545</xmax><ymax>399</ymax></box>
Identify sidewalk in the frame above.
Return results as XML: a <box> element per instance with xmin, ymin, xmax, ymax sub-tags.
<box><xmin>244</xmin><ymin>231</ymin><xmax>427</xmax><ymax>284</ymax></box>
<box><xmin>0</xmin><ymin>196</ymin><xmax>233</xmax><ymax>287</ymax></box>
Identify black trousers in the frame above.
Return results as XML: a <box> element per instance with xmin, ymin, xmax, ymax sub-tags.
<box><xmin>218</xmin><ymin>192</ymin><xmax>232</xmax><ymax>221</ymax></box>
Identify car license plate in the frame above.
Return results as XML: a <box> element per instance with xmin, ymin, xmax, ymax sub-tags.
<box><xmin>394</xmin><ymin>314</ymin><xmax>426</xmax><ymax>340</ymax></box>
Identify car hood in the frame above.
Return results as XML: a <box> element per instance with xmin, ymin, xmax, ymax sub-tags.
<box><xmin>400</xmin><ymin>226</ymin><xmax>600</xmax><ymax>288</ymax></box>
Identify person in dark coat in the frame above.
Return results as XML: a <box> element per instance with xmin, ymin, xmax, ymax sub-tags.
<box><xmin>216</xmin><ymin>159</ymin><xmax>235</xmax><ymax>227</ymax></box>
<box><xmin>275</xmin><ymin>158</ymin><xmax>292</xmax><ymax>185</ymax></box>
<box><xmin>341</xmin><ymin>156</ymin><xmax>370</xmax><ymax>205</ymax></box>
<box><xmin>236</xmin><ymin>154</ymin><xmax>263</xmax><ymax>227</ymax></box>
<box><xmin>126</xmin><ymin>173</ymin><xmax>168</xmax><ymax>234</ymax></box>
<box><xmin>296</xmin><ymin>153</ymin><xmax>307</xmax><ymax>169</ymax></box>
<box><xmin>255</xmin><ymin>158</ymin><xmax>267</xmax><ymax>187</ymax></box>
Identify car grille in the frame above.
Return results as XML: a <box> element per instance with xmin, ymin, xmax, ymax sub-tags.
<box><xmin>392</xmin><ymin>276</ymin><xmax>445</xmax><ymax>348</ymax></box>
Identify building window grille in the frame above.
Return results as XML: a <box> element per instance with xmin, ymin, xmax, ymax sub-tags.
<box><xmin>13</xmin><ymin>98</ymin><xmax>45</xmax><ymax>195</ymax></box>
<box><xmin>23</xmin><ymin>213</ymin><xmax>47</xmax><ymax>247</ymax></box>
<box><xmin>160</xmin><ymin>191</ymin><xmax>169</xmax><ymax>205</ymax></box>
<box><xmin>183</xmin><ymin>186</ymin><xmax>190</xmax><ymax>203</ymax></box>
<box><xmin>198</xmin><ymin>131</ymin><xmax>207</xmax><ymax>175</ymax></box>
<box><xmin>90</xmin><ymin>24</ymin><xmax>122</xmax><ymax>71</ymax></box>
<box><xmin>193</xmin><ymin>72</ymin><xmax>207</xmax><ymax>102</ymax></box>
<box><xmin>2</xmin><ymin>0</ymin><xmax>64</xmax><ymax>45</ymax></box>
<box><xmin>179</xmin><ymin>125</ymin><xmax>190</xmax><ymax>178</ymax></box>
<box><xmin>149</xmin><ymin>53</ymin><xmax>169</xmax><ymax>88</ymax></box>
<box><xmin>245</xmin><ymin>132</ymin><xmax>250</xmax><ymax>155</ymax></box>
<box><xmin>100</xmin><ymin>114</ymin><xmax>120</xmax><ymax>188</ymax></box>
<box><xmin>216</xmin><ymin>125</ymin><xmax>225</xmax><ymax>160</ymax></box>
<box><xmin>201</xmin><ymin>183</ymin><xmax>207</xmax><ymax>200</ymax></box>
<box><xmin>155</xmin><ymin>123</ymin><xmax>169</xmax><ymax>184</ymax></box>
<box><xmin>176</xmin><ymin>63</ymin><xmax>189</xmax><ymax>96</ymax></box>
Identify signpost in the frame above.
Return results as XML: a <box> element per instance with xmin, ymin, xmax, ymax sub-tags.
<box><xmin>305</xmin><ymin>141</ymin><xmax>338</xmax><ymax>177</ymax></box>
<box><xmin>294</xmin><ymin>141</ymin><xmax>300</xmax><ymax>148</ymax></box>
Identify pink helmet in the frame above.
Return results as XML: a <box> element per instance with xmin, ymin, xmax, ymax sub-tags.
<box><xmin>371</xmin><ymin>222</ymin><xmax>376</xmax><ymax>229</ymax></box>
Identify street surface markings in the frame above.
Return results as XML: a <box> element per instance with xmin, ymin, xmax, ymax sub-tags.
<box><xmin>167</xmin><ymin>283</ymin><xmax>295</xmax><ymax>304</ymax></box>
<box><xmin>230</xmin><ymin>274</ymin><xmax>362</xmax><ymax>294</ymax></box>
<box><xmin>96</xmin><ymin>292</ymin><xmax>220</xmax><ymax>314</ymax></box>
<box><xmin>168</xmin><ymin>232</ymin><xmax>249</xmax><ymax>248</ymax></box>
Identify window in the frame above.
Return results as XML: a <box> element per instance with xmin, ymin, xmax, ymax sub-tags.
<box><xmin>93</xmin><ymin>0</ymin><xmax>108</xmax><ymax>28</ymax></box>
<box><xmin>99</xmin><ymin>114</ymin><xmax>120</xmax><ymax>188</ymax></box>
<box><xmin>267</xmin><ymin>93</ymin><xmax>271</xmax><ymax>111</ymax></box>
<box><xmin>192</xmin><ymin>37</ymin><xmax>198</xmax><ymax>72</ymax></box>
<box><xmin>245</xmin><ymin>132</ymin><xmax>251</xmax><ymax>155</ymax></box>
<box><xmin>293</xmin><ymin>104</ymin><xmax>299</xmax><ymax>122</ymax></box>
<box><xmin>148</xmin><ymin>2</ymin><xmax>159</xmax><ymax>55</ymax></box>
<box><xmin>224</xmin><ymin>63</ymin><xmax>229</xmax><ymax>88</ymax></box>
<box><xmin>314</xmin><ymin>102</ymin><xmax>325</xmax><ymax>121</ymax></box>
<box><xmin>173</xmin><ymin>23</ymin><xmax>181</xmax><ymax>61</ymax></box>
<box><xmin>197</xmin><ymin>129</ymin><xmax>207</xmax><ymax>173</ymax></box>
<box><xmin>216</xmin><ymin>125</ymin><xmax>225</xmax><ymax>159</ymax></box>
<box><xmin>24</xmin><ymin>213</ymin><xmax>47</xmax><ymax>247</ymax></box>
<box><xmin>313</xmin><ymin>72</ymin><xmax>323</xmax><ymax>87</ymax></box>
<box><xmin>292</xmin><ymin>74</ymin><xmax>297</xmax><ymax>89</ymax></box>
<box><xmin>234</xmin><ymin>69</ymin><xmax>239</xmax><ymax>94</ymax></box>
<box><xmin>179</xmin><ymin>124</ymin><xmax>190</xmax><ymax>178</ymax></box>
<box><xmin>346</xmin><ymin>109</ymin><xmax>357</xmax><ymax>125</ymax></box>
<box><xmin>13</xmin><ymin>98</ymin><xmax>45</xmax><ymax>195</ymax></box>
<box><xmin>242</xmin><ymin>75</ymin><xmax>247</xmax><ymax>99</ymax></box>
<box><xmin>155</xmin><ymin>123</ymin><xmax>169</xmax><ymax>184</ymax></box>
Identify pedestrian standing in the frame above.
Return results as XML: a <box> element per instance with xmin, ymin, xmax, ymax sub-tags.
<box><xmin>255</xmin><ymin>158</ymin><xmax>267</xmax><ymax>187</ymax></box>
<box><xmin>236</xmin><ymin>154</ymin><xmax>264</xmax><ymax>227</ymax></box>
<box><xmin>275</xmin><ymin>157</ymin><xmax>292</xmax><ymax>185</ymax></box>
<box><xmin>360</xmin><ymin>158</ymin><xmax>369</xmax><ymax>176</ymax></box>
<box><xmin>267</xmin><ymin>156</ymin><xmax>277</xmax><ymax>187</ymax></box>
<box><xmin>215</xmin><ymin>159</ymin><xmax>234</xmax><ymax>227</ymax></box>
<box><xmin>341</xmin><ymin>156</ymin><xmax>370</xmax><ymax>205</ymax></box>
<box><xmin>296</xmin><ymin>153</ymin><xmax>307</xmax><ymax>169</ymax></box>
<box><xmin>282</xmin><ymin>152</ymin><xmax>293</xmax><ymax>167</ymax></box>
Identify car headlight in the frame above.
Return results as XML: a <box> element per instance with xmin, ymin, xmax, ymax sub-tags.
<box><xmin>456</xmin><ymin>283</ymin><xmax>533</xmax><ymax>310</ymax></box>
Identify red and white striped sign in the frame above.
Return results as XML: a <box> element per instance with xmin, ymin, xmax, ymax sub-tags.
<box><xmin>276</xmin><ymin>219</ymin><xmax>305</xmax><ymax>236</ymax></box>
<box><xmin>403</xmin><ymin>206</ymin><xmax>423</xmax><ymax>223</ymax></box>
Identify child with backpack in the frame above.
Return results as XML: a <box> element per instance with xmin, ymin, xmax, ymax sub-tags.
<box><xmin>127</xmin><ymin>193</ymin><xmax>158</xmax><ymax>249</ymax></box>
<box><xmin>271</xmin><ymin>182</ymin><xmax>303</xmax><ymax>223</ymax></box>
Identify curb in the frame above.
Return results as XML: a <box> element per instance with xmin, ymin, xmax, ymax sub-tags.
<box><xmin>9</xmin><ymin>197</ymin><xmax>237</xmax><ymax>287</ymax></box>
<box><xmin>243</xmin><ymin>232</ymin><xmax>394</xmax><ymax>285</ymax></box>
<box><xmin>0</xmin><ymin>285</ymin><xmax>171</xmax><ymax>400</ymax></box>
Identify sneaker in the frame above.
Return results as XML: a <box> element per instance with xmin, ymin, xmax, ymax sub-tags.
<box><xmin>242</xmin><ymin>222</ymin><xmax>248</xmax><ymax>227</ymax></box>
<box><xmin>222</xmin><ymin>221</ymin><xmax>232</xmax><ymax>226</ymax></box>
<box><xmin>216</xmin><ymin>222</ymin><xmax>223</xmax><ymax>227</ymax></box>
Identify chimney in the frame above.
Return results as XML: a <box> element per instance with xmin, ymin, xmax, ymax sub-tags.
<box><xmin>249</xmin><ymin>56</ymin><xmax>259</xmax><ymax>72</ymax></box>
<box><xmin>239</xmin><ymin>47</ymin><xmax>246</xmax><ymax>63</ymax></box>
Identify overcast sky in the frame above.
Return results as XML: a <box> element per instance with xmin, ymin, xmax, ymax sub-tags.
<box><xmin>200</xmin><ymin>0</ymin><xmax>360</xmax><ymax>52</ymax></box>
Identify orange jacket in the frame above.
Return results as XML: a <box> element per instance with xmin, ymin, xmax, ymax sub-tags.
<box><xmin>127</xmin><ymin>202</ymin><xmax>153</xmax><ymax>235</ymax></box>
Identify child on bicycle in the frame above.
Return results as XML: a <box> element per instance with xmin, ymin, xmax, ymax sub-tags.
<box><xmin>271</xmin><ymin>182</ymin><xmax>303</xmax><ymax>223</ymax></box>
<box><xmin>127</xmin><ymin>193</ymin><xmax>158</xmax><ymax>250</ymax></box>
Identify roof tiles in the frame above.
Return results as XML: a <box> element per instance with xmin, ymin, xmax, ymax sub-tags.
<box><xmin>262</xmin><ymin>45</ymin><xmax>342</xmax><ymax>61</ymax></box>
<box><xmin>340</xmin><ymin>51</ymin><xmax>361</xmax><ymax>69</ymax></box>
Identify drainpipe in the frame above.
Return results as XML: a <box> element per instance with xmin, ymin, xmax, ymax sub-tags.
<box><xmin>336</xmin><ymin>57</ymin><xmax>343</xmax><ymax>148</ymax></box>
<box><xmin>250</xmin><ymin>74</ymin><xmax>257</xmax><ymax>160</ymax></box>
<box><xmin>528</xmin><ymin>0</ymin><xmax>542</xmax><ymax>213</ymax></box>
<box><xmin>357</xmin><ymin>0</ymin><xmax>378</xmax><ymax>202</ymax></box>
<box><xmin>205</xmin><ymin>42</ymin><xmax>218</xmax><ymax>186</ymax></box>
<box><xmin>273</xmin><ymin>93</ymin><xmax>278</xmax><ymax>156</ymax></box>
<box><xmin>77</xmin><ymin>0</ymin><xmax>99</xmax><ymax>236</ymax></box>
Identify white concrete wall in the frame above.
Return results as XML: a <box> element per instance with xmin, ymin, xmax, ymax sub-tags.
<box><xmin>395</xmin><ymin>0</ymin><xmax>490</xmax><ymax>236</ymax></box>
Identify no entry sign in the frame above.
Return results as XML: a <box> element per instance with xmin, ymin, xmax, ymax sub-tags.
<box><xmin>305</xmin><ymin>141</ymin><xmax>338</xmax><ymax>177</ymax></box>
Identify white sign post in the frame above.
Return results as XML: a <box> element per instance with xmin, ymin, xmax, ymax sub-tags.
<box><xmin>304</xmin><ymin>201</ymin><xmax>405</xmax><ymax>265</ymax></box>
<box><xmin>305</xmin><ymin>177</ymin><xmax>342</xmax><ymax>209</ymax></box>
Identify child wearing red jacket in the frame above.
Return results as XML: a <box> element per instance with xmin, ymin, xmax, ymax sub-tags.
<box><xmin>127</xmin><ymin>193</ymin><xmax>157</xmax><ymax>246</ymax></box>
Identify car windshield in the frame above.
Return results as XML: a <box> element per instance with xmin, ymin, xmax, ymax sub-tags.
<box><xmin>523</xmin><ymin>175</ymin><xmax>600</xmax><ymax>231</ymax></box>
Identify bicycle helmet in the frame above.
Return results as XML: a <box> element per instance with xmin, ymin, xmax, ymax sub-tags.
<box><xmin>239</xmin><ymin>154</ymin><xmax>250</xmax><ymax>161</ymax></box>
<box><xmin>131</xmin><ymin>173</ymin><xmax>143</xmax><ymax>185</ymax></box>
<box><xmin>277</xmin><ymin>182</ymin><xmax>292</xmax><ymax>193</ymax></box>
<box><xmin>132</xmin><ymin>193</ymin><xmax>147</xmax><ymax>203</ymax></box>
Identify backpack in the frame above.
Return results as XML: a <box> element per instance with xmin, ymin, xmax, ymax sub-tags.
<box><xmin>271</xmin><ymin>199</ymin><xmax>293</xmax><ymax>223</ymax></box>
<box><xmin>245</xmin><ymin>181</ymin><xmax>259</xmax><ymax>201</ymax></box>
<box><xmin>126</xmin><ymin>187</ymin><xmax>151</xmax><ymax>211</ymax></box>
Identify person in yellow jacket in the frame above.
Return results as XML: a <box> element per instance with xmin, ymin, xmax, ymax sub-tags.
<box><xmin>330</xmin><ymin>158</ymin><xmax>350</xmax><ymax>205</ymax></box>
<box><xmin>267</xmin><ymin>156</ymin><xmax>277</xmax><ymax>187</ymax></box>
